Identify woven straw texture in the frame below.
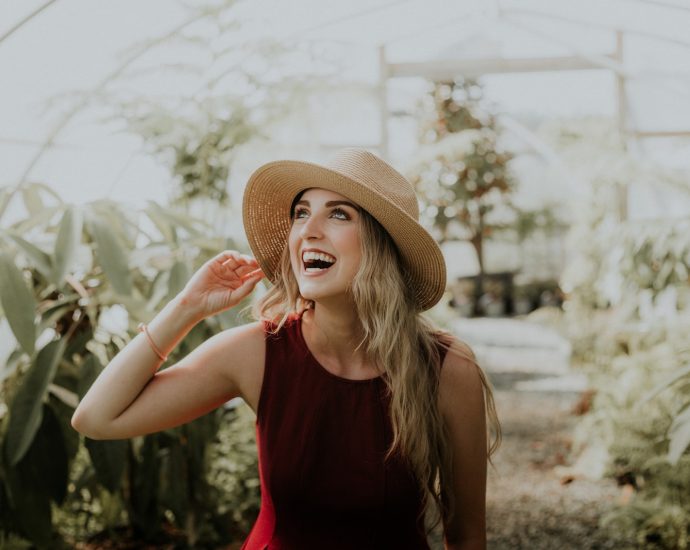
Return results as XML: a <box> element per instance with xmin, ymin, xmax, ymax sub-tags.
<box><xmin>242</xmin><ymin>148</ymin><xmax>446</xmax><ymax>311</ymax></box>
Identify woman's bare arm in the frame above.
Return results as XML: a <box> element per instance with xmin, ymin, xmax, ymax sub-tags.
<box><xmin>438</xmin><ymin>341</ymin><xmax>488</xmax><ymax>550</ymax></box>
<box><xmin>71</xmin><ymin>250</ymin><xmax>265</xmax><ymax>440</ymax></box>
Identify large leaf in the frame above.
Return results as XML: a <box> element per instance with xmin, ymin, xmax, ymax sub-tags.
<box><xmin>0</xmin><ymin>348</ymin><xmax>25</xmax><ymax>385</ymax></box>
<box><xmin>130</xmin><ymin>435</ymin><xmax>161</xmax><ymax>537</ymax></box>
<box><xmin>0</xmin><ymin>251</ymin><xmax>37</xmax><ymax>356</ymax></box>
<box><xmin>3</xmin><ymin>230</ymin><xmax>53</xmax><ymax>279</ymax></box>
<box><xmin>21</xmin><ymin>185</ymin><xmax>44</xmax><ymax>216</ymax></box>
<box><xmin>641</xmin><ymin>363</ymin><xmax>690</xmax><ymax>403</ymax></box>
<box><xmin>160</xmin><ymin>440</ymin><xmax>189</xmax><ymax>526</ymax></box>
<box><xmin>0</xmin><ymin>186</ymin><xmax>14</xmax><ymax>221</ymax></box>
<box><xmin>5</xmin><ymin>339</ymin><xmax>66</xmax><ymax>465</ymax></box>
<box><xmin>87</xmin><ymin>213</ymin><xmax>133</xmax><ymax>296</ymax></box>
<box><xmin>145</xmin><ymin>201</ymin><xmax>210</xmax><ymax>238</ymax></box>
<box><xmin>3</xmin><ymin>465</ymin><xmax>53</xmax><ymax>547</ymax></box>
<box><xmin>85</xmin><ymin>438</ymin><xmax>128</xmax><ymax>493</ymax></box>
<box><xmin>17</xmin><ymin>404</ymin><xmax>69</xmax><ymax>505</ymax></box>
<box><xmin>166</xmin><ymin>260</ymin><xmax>190</xmax><ymax>301</ymax></box>
<box><xmin>51</xmin><ymin>206</ymin><xmax>83</xmax><ymax>285</ymax></box>
<box><xmin>77</xmin><ymin>353</ymin><xmax>102</xmax><ymax>400</ymax></box>
<box><xmin>48</xmin><ymin>394</ymin><xmax>81</xmax><ymax>463</ymax></box>
<box><xmin>10</xmin><ymin>205</ymin><xmax>62</xmax><ymax>235</ymax></box>
<box><xmin>668</xmin><ymin>405</ymin><xmax>690</xmax><ymax>465</ymax></box>
<box><xmin>2</xmin><ymin>404</ymin><xmax>66</xmax><ymax>547</ymax></box>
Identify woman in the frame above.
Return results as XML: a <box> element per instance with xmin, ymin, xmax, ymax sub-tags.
<box><xmin>72</xmin><ymin>148</ymin><xmax>500</xmax><ymax>549</ymax></box>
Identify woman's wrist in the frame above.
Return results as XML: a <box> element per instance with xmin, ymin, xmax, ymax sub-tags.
<box><xmin>172</xmin><ymin>292</ymin><xmax>206</xmax><ymax>326</ymax></box>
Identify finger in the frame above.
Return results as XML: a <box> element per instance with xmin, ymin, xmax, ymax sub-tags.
<box><xmin>240</xmin><ymin>268</ymin><xmax>264</xmax><ymax>282</ymax></box>
<box><xmin>221</xmin><ymin>255</ymin><xmax>239</xmax><ymax>268</ymax></box>
<box><xmin>218</xmin><ymin>250</ymin><xmax>239</xmax><ymax>261</ymax></box>
<box><xmin>233</xmin><ymin>271</ymin><xmax>264</xmax><ymax>301</ymax></box>
<box><xmin>239</xmin><ymin>253</ymin><xmax>256</xmax><ymax>264</ymax></box>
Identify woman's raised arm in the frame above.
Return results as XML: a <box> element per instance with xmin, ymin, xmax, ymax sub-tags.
<box><xmin>71</xmin><ymin>250</ymin><xmax>265</xmax><ymax>440</ymax></box>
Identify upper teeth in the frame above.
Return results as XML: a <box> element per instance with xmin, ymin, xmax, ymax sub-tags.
<box><xmin>302</xmin><ymin>251</ymin><xmax>336</xmax><ymax>263</ymax></box>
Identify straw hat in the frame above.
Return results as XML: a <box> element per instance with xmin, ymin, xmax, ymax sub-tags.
<box><xmin>242</xmin><ymin>148</ymin><xmax>446</xmax><ymax>311</ymax></box>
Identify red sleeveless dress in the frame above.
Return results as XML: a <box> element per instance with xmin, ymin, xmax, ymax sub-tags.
<box><xmin>241</xmin><ymin>312</ymin><xmax>448</xmax><ymax>550</ymax></box>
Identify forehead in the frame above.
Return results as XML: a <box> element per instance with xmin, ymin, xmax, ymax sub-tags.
<box><xmin>297</xmin><ymin>188</ymin><xmax>353</xmax><ymax>205</ymax></box>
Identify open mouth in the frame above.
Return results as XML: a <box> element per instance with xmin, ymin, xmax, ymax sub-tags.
<box><xmin>302</xmin><ymin>251</ymin><xmax>336</xmax><ymax>273</ymax></box>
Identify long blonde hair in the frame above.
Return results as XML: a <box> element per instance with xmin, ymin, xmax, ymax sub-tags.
<box><xmin>250</xmin><ymin>194</ymin><xmax>501</xmax><ymax>532</ymax></box>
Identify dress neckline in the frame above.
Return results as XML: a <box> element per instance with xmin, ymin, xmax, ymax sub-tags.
<box><xmin>294</xmin><ymin>311</ymin><xmax>382</xmax><ymax>384</ymax></box>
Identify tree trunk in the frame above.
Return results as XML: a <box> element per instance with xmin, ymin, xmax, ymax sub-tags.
<box><xmin>470</xmin><ymin>216</ymin><xmax>486</xmax><ymax>315</ymax></box>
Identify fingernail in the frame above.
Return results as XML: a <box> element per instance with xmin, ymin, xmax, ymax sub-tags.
<box><xmin>240</xmin><ymin>268</ymin><xmax>263</xmax><ymax>281</ymax></box>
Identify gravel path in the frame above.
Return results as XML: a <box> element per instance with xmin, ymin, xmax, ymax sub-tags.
<box><xmin>484</xmin><ymin>377</ymin><xmax>633</xmax><ymax>550</ymax></box>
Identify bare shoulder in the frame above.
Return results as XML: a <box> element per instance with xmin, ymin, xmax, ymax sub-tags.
<box><xmin>437</xmin><ymin>337</ymin><xmax>485</xmax><ymax>417</ymax></box>
<box><xmin>212</xmin><ymin>320</ymin><xmax>266</xmax><ymax>412</ymax></box>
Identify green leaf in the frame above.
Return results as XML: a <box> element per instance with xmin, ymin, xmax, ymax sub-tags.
<box><xmin>51</xmin><ymin>206</ymin><xmax>83</xmax><ymax>285</ymax></box>
<box><xmin>2</xmin><ymin>405</ymin><xmax>65</xmax><ymax>546</ymax></box>
<box><xmin>147</xmin><ymin>269</ymin><xmax>170</xmax><ymax>310</ymax></box>
<box><xmin>641</xmin><ymin>363</ymin><xmax>690</xmax><ymax>403</ymax></box>
<box><xmin>160</xmin><ymin>440</ymin><xmax>188</xmax><ymax>525</ymax></box>
<box><xmin>77</xmin><ymin>354</ymin><xmax>102</xmax><ymax>400</ymax></box>
<box><xmin>30</xmin><ymin>182</ymin><xmax>63</xmax><ymax>203</ymax></box>
<box><xmin>16</xmin><ymin>404</ymin><xmax>69</xmax><ymax>505</ymax></box>
<box><xmin>5</xmin><ymin>339</ymin><xmax>66</xmax><ymax>465</ymax></box>
<box><xmin>48</xmin><ymin>394</ymin><xmax>81</xmax><ymax>463</ymax></box>
<box><xmin>167</xmin><ymin>260</ymin><xmax>190</xmax><ymax>301</ymax></box>
<box><xmin>3</xmin><ymin>466</ymin><xmax>53</xmax><ymax>547</ymax></box>
<box><xmin>21</xmin><ymin>186</ymin><xmax>44</xmax><ymax>216</ymax></box>
<box><xmin>0</xmin><ymin>348</ymin><xmax>25</xmax><ymax>385</ymax></box>
<box><xmin>87</xmin><ymin>213</ymin><xmax>133</xmax><ymax>296</ymax></box>
<box><xmin>143</xmin><ymin>204</ymin><xmax>175</xmax><ymax>243</ymax></box>
<box><xmin>10</xmin><ymin>206</ymin><xmax>62</xmax><ymax>235</ymax></box>
<box><xmin>3</xmin><ymin>230</ymin><xmax>53</xmax><ymax>278</ymax></box>
<box><xmin>0</xmin><ymin>186</ymin><xmax>14</xmax><ymax>221</ymax></box>
<box><xmin>146</xmin><ymin>201</ymin><xmax>210</xmax><ymax>237</ymax></box>
<box><xmin>85</xmin><ymin>438</ymin><xmax>128</xmax><ymax>493</ymax></box>
<box><xmin>131</xmin><ymin>435</ymin><xmax>161</xmax><ymax>536</ymax></box>
<box><xmin>668</xmin><ymin>405</ymin><xmax>690</xmax><ymax>465</ymax></box>
<box><xmin>0</xmin><ymin>251</ymin><xmax>37</xmax><ymax>356</ymax></box>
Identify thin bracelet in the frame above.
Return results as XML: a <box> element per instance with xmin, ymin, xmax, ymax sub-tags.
<box><xmin>137</xmin><ymin>322</ymin><xmax>168</xmax><ymax>362</ymax></box>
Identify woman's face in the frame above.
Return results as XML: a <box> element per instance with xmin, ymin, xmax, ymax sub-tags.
<box><xmin>288</xmin><ymin>188</ymin><xmax>362</xmax><ymax>306</ymax></box>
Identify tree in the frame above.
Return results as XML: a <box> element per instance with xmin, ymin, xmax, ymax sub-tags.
<box><xmin>408</xmin><ymin>78</ymin><xmax>516</xmax><ymax>312</ymax></box>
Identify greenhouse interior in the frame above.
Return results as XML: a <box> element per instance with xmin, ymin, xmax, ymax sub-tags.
<box><xmin>1</xmin><ymin>0</ymin><xmax>690</xmax><ymax>548</ymax></box>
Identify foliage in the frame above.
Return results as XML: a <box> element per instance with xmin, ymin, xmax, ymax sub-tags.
<box><xmin>0</xmin><ymin>183</ymin><xmax>261</xmax><ymax>548</ymax></box>
<box><xmin>206</xmin><ymin>401</ymin><xmax>260</xmax><ymax>539</ymax></box>
<box><xmin>123</xmin><ymin>97</ymin><xmax>259</xmax><ymax>207</ymax></box>
<box><xmin>408</xmin><ymin>78</ymin><xmax>517</xmax><ymax>267</ymax></box>
<box><xmin>407</xmin><ymin>78</ymin><xmax>567</xmax><ymax>316</ymax></box>
<box><xmin>549</xmin><ymin>119</ymin><xmax>690</xmax><ymax>548</ymax></box>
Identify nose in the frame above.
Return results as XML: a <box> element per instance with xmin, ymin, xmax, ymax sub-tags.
<box><xmin>299</xmin><ymin>212</ymin><xmax>324</xmax><ymax>240</ymax></box>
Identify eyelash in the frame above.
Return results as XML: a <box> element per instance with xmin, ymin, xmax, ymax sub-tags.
<box><xmin>293</xmin><ymin>207</ymin><xmax>350</xmax><ymax>221</ymax></box>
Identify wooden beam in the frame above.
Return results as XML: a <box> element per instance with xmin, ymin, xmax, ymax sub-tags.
<box><xmin>387</xmin><ymin>55</ymin><xmax>618</xmax><ymax>79</ymax></box>
<box><xmin>632</xmin><ymin>130</ymin><xmax>690</xmax><ymax>138</ymax></box>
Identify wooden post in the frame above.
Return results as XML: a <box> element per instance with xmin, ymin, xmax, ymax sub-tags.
<box><xmin>615</xmin><ymin>30</ymin><xmax>627</xmax><ymax>143</ymax></box>
<box><xmin>378</xmin><ymin>44</ymin><xmax>390</xmax><ymax>160</ymax></box>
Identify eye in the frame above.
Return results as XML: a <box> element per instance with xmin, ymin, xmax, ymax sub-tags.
<box><xmin>293</xmin><ymin>207</ymin><xmax>308</xmax><ymax>219</ymax></box>
<box><xmin>331</xmin><ymin>207</ymin><xmax>350</xmax><ymax>220</ymax></box>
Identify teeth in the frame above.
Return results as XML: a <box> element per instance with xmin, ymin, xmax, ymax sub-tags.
<box><xmin>302</xmin><ymin>251</ymin><xmax>336</xmax><ymax>264</ymax></box>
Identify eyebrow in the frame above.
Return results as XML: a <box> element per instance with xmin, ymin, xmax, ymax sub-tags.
<box><xmin>295</xmin><ymin>199</ymin><xmax>359</xmax><ymax>210</ymax></box>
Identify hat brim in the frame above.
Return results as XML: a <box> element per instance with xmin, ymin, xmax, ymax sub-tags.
<box><xmin>242</xmin><ymin>159</ymin><xmax>447</xmax><ymax>311</ymax></box>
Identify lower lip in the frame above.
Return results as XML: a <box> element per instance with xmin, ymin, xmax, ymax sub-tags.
<box><xmin>302</xmin><ymin>265</ymin><xmax>335</xmax><ymax>277</ymax></box>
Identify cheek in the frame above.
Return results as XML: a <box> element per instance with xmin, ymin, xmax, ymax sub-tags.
<box><xmin>287</xmin><ymin>231</ymin><xmax>300</xmax><ymax>269</ymax></box>
<box><xmin>343</xmin><ymin>232</ymin><xmax>362</xmax><ymax>272</ymax></box>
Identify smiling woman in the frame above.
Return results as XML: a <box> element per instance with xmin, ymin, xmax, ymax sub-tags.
<box><xmin>72</xmin><ymin>148</ymin><xmax>500</xmax><ymax>550</ymax></box>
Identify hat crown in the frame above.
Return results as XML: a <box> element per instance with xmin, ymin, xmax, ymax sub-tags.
<box><xmin>327</xmin><ymin>148</ymin><xmax>420</xmax><ymax>220</ymax></box>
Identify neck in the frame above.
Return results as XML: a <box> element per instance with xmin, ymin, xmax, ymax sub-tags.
<box><xmin>303</xmin><ymin>304</ymin><xmax>370</xmax><ymax>371</ymax></box>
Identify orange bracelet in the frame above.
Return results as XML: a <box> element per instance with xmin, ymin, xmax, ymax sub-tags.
<box><xmin>137</xmin><ymin>322</ymin><xmax>168</xmax><ymax>362</ymax></box>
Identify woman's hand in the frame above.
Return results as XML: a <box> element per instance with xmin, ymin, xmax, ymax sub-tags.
<box><xmin>180</xmin><ymin>250</ymin><xmax>265</xmax><ymax>321</ymax></box>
